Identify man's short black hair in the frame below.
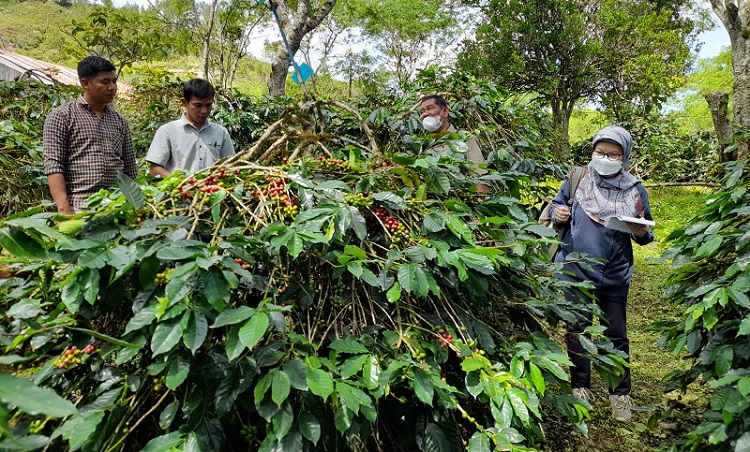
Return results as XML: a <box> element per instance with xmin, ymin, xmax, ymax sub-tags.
<box><xmin>183</xmin><ymin>78</ymin><xmax>215</xmax><ymax>101</ymax></box>
<box><xmin>77</xmin><ymin>56</ymin><xmax>116</xmax><ymax>79</ymax></box>
<box><xmin>419</xmin><ymin>94</ymin><xmax>448</xmax><ymax>108</ymax></box>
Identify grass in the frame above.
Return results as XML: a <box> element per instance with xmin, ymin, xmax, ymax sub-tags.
<box><xmin>542</xmin><ymin>185</ymin><xmax>714</xmax><ymax>452</ymax></box>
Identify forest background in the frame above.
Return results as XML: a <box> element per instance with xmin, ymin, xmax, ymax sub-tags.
<box><xmin>1</xmin><ymin>0</ymin><xmax>750</xmax><ymax>451</ymax></box>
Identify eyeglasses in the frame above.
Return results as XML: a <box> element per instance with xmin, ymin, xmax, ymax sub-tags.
<box><xmin>592</xmin><ymin>149</ymin><xmax>623</xmax><ymax>160</ymax></box>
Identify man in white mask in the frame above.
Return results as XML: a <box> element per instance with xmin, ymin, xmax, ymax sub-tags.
<box><xmin>418</xmin><ymin>95</ymin><xmax>488</xmax><ymax>193</ymax></box>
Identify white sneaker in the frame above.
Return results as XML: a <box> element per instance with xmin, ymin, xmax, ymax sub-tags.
<box><xmin>609</xmin><ymin>395</ymin><xmax>633</xmax><ymax>422</ymax></box>
<box><xmin>572</xmin><ymin>387</ymin><xmax>593</xmax><ymax>404</ymax></box>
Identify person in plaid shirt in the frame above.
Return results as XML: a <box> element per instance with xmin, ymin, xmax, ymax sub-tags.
<box><xmin>43</xmin><ymin>56</ymin><xmax>137</xmax><ymax>214</ymax></box>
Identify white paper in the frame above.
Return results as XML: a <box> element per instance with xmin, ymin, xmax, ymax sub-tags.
<box><xmin>604</xmin><ymin>215</ymin><xmax>655</xmax><ymax>233</ymax></box>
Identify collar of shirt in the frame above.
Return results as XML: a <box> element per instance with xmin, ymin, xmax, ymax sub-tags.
<box><xmin>75</xmin><ymin>95</ymin><xmax>113</xmax><ymax>115</ymax></box>
<box><xmin>179</xmin><ymin>115</ymin><xmax>212</xmax><ymax>132</ymax></box>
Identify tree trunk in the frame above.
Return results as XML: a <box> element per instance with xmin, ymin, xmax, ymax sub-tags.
<box><xmin>735</xmin><ymin>68</ymin><xmax>750</xmax><ymax>159</ymax></box>
<box><xmin>201</xmin><ymin>0</ymin><xmax>220</xmax><ymax>81</ymax></box>
<box><xmin>550</xmin><ymin>100</ymin><xmax>573</xmax><ymax>158</ymax></box>
<box><xmin>730</xmin><ymin>36</ymin><xmax>749</xmax><ymax>130</ymax></box>
<box><xmin>705</xmin><ymin>91</ymin><xmax>736</xmax><ymax>162</ymax></box>
<box><xmin>269</xmin><ymin>50</ymin><xmax>292</xmax><ymax>97</ymax></box>
<box><xmin>266</xmin><ymin>0</ymin><xmax>336</xmax><ymax>97</ymax></box>
<box><xmin>710</xmin><ymin>0</ymin><xmax>749</xmax><ymax>159</ymax></box>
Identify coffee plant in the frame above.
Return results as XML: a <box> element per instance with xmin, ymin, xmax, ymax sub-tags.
<box><xmin>652</xmin><ymin>155</ymin><xmax>750</xmax><ymax>451</ymax></box>
<box><xmin>0</xmin><ymin>116</ymin><xmax>619</xmax><ymax>451</ymax></box>
<box><xmin>0</xmin><ymin>82</ymin><xmax>80</xmax><ymax>216</ymax></box>
<box><xmin>0</xmin><ymin>77</ymin><xmax>635</xmax><ymax>450</ymax></box>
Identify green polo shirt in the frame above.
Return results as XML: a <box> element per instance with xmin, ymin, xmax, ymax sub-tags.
<box><xmin>146</xmin><ymin>116</ymin><xmax>234</xmax><ymax>173</ymax></box>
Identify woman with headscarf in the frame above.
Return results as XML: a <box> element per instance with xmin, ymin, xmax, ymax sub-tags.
<box><xmin>549</xmin><ymin>125</ymin><xmax>654</xmax><ymax>422</ymax></box>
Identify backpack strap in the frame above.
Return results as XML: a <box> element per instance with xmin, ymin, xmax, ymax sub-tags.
<box><xmin>566</xmin><ymin>165</ymin><xmax>586</xmax><ymax>206</ymax></box>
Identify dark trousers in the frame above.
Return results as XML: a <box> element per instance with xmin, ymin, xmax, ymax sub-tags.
<box><xmin>565</xmin><ymin>289</ymin><xmax>631</xmax><ymax>395</ymax></box>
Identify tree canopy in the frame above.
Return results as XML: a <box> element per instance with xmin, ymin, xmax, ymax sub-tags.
<box><xmin>457</xmin><ymin>0</ymin><xmax>706</xmax><ymax>151</ymax></box>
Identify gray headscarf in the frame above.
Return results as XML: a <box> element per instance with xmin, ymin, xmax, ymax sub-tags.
<box><xmin>592</xmin><ymin>125</ymin><xmax>632</xmax><ymax>168</ymax></box>
<box><xmin>575</xmin><ymin>126</ymin><xmax>644</xmax><ymax>224</ymax></box>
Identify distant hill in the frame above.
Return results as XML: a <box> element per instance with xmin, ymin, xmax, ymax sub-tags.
<box><xmin>0</xmin><ymin>0</ymin><xmax>91</xmax><ymax>66</ymax></box>
<box><xmin>0</xmin><ymin>0</ymin><xmax>273</xmax><ymax>97</ymax></box>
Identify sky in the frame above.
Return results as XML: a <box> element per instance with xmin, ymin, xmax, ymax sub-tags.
<box><xmin>697</xmin><ymin>12</ymin><xmax>731</xmax><ymax>59</ymax></box>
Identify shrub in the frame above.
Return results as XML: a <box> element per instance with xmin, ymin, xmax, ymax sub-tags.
<box><xmin>652</xmin><ymin>138</ymin><xmax>750</xmax><ymax>450</ymax></box>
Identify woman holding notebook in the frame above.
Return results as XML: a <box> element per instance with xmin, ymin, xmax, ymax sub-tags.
<box><xmin>548</xmin><ymin>125</ymin><xmax>654</xmax><ymax>422</ymax></box>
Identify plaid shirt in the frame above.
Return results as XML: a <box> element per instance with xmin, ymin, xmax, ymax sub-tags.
<box><xmin>43</xmin><ymin>96</ymin><xmax>137</xmax><ymax>210</ymax></box>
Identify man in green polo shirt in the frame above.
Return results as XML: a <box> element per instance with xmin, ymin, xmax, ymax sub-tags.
<box><xmin>146</xmin><ymin>78</ymin><xmax>234</xmax><ymax>177</ymax></box>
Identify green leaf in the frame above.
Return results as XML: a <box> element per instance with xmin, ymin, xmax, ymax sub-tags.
<box><xmin>386</xmin><ymin>282</ymin><xmax>401</xmax><ymax>302</ymax></box>
<box><xmin>64</xmin><ymin>326</ymin><xmax>140</xmax><ymax>348</ymax></box>
<box><xmin>165</xmin><ymin>264</ymin><xmax>198</xmax><ymax>304</ymax></box>
<box><xmin>330</xmin><ymin>339</ymin><xmax>369</xmax><ymax>354</ymax></box>
<box><xmin>508</xmin><ymin>387</ymin><xmax>531</xmax><ymax>425</ymax></box>
<box><xmin>343</xmin><ymin>245</ymin><xmax>367</xmax><ymax>259</ymax></box>
<box><xmin>272</xmin><ymin>369</ymin><xmax>291</xmax><ymax>407</ymax></box>
<box><xmin>184</xmin><ymin>433</ymin><xmax>200</xmax><ymax>452</ymax></box>
<box><xmin>166</xmin><ymin>354</ymin><xmax>190</xmax><ymax>389</ymax></box>
<box><xmin>738</xmin><ymin>317</ymin><xmax>750</xmax><ymax>336</ymax></box>
<box><xmin>159</xmin><ymin>400</ymin><xmax>179</xmax><ymax>430</ymax></box>
<box><xmin>298</xmin><ymin>411</ymin><xmax>321</xmax><ymax>445</ymax></box>
<box><xmin>412</xmin><ymin>369</ymin><xmax>434</xmax><ymax>405</ymax></box>
<box><xmin>348</xmin><ymin>206</ymin><xmax>367</xmax><ymax>240</ymax></box>
<box><xmin>183</xmin><ymin>311</ymin><xmax>208</xmax><ymax>355</ymax></box>
<box><xmin>212</xmin><ymin>306</ymin><xmax>255</xmax><ymax>328</ymax></box>
<box><xmin>272</xmin><ymin>402</ymin><xmax>295</xmax><ymax>441</ymax></box>
<box><xmin>0</xmin><ymin>435</ymin><xmax>50</xmax><ymax>450</ymax></box>
<box><xmin>125</xmin><ymin>306</ymin><xmax>157</xmax><ymax>334</ymax></box>
<box><xmin>372</xmin><ymin>192</ymin><xmax>406</xmax><ymax>209</ymax></box>
<box><xmin>140</xmin><ymin>432</ymin><xmax>183</xmax><ymax>452</ymax></box>
<box><xmin>419</xmin><ymin>422</ymin><xmax>450</xmax><ymax>452</ymax></box>
<box><xmin>340</xmin><ymin>355</ymin><xmax>369</xmax><ymax>379</ymax></box>
<box><xmin>444</xmin><ymin>214</ymin><xmax>474</xmax><ymax>242</ymax></box>
<box><xmin>0</xmin><ymin>374</ymin><xmax>76</xmax><ymax>417</ymax></box>
<box><xmin>225</xmin><ymin>324</ymin><xmax>245</xmax><ymax>361</ymax></box>
<box><xmin>714</xmin><ymin>345</ymin><xmax>734</xmax><ymax>377</ymax></box>
<box><xmin>0</xmin><ymin>227</ymin><xmax>48</xmax><ymax>260</ymax></box>
<box><xmin>0</xmin><ymin>355</ymin><xmax>31</xmax><ymax>365</ymax></box>
<box><xmin>335</xmin><ymin>381</ymin><xmax>362</xmax><ymax>415</ymax></box>
<box><xmin>528</xmin><ymin>362</ymin><xmax>545</xmax><ymax>395</ymax></box>
<box><xmin>467</xmin><ymin>431</ymin><xmax>491</xmax><ymax>452</ymax></box>
<box><xmin>214</xmin><ymin>365</ymin><xmax>248</xmax><ymax>416</ymax></box>
<box><xmin>282</xmin><ymin>360</ymin><xmax>308</xmax><ymax>391</ymax></box>
<box><xmin>423</xmin><ymin>211</ymin><xmax>446</xmax><ymax>233</ymax></box>
<box><xmin>695</xmin><ymin>236</ymin><xmax>723</xmax><ymax>259</ymax></box>
<box><xmin>79</xmin><ymin>268</ymin><xmax>100</xmax><ymax>304</ymax></box>
<box><xmin>64</xmin><ymin>411</ymin><xmax>105</xmax><ymax>450</ymax></box>
<box><xmin>397</xmin><ymin>263</ymin><xmax>429</xmax><ymax>295</ymax></box>
<box><xmin>735</xmin><ymin>433</ymin><xmax>750</xmax><ymax>452</ymax></box>
<box><xmin>461</xmin><ymin>356</ymin><xmax>488</xmax><ymax>372</ymax></box>
<box><xmin>157</xmin><ymin>247</ymin><xmax>206</xmax><ymax>260</ymax></box>
<box><xmin>254</xmin><ymin>373</ymin><xmax>273</xmax><ymax>405</ymax></box>
<box><xmin>203</xmin><ymin>267</ymin><xmax>230</xmax><ymax>310</ymax></box>
<box><xmin>117</xmin><ymin>172</ymin><xmax>145</xmax><ymax>209</ymax></box>
<box><xmin>426</xmin><ymin>168</ymin><xmax>451</xmax><ymax>194</ymax></box>
<box><xmin>151</xmin><ymin>319</ymin><xmax>185</xmax><ymax>356</ymax></box>
<box><xmin>738</xmin><ymin>378</ymin><xmax>750</xmax><ymax>397</ymax></box>
<box><xmin>306</xmin><ymin>366</ymin><xmax>334</xmax><ymax>401</ymax></box>
<box><xmin>239</xmin><ymin>312</ymin><xmax>269</xmax><ymax>350</ymax></box>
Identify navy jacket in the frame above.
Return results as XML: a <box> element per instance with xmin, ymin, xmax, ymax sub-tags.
<box><xmin>550</xmin><ymin>176</ymin><xmax>654</xmax><ymax>296</ymax></box>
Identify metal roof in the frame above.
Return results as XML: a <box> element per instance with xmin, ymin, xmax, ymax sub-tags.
<box><xmin>0</xmin><ymin>50</ymin><xmax>79</xmax><ymax>86</ymax></box>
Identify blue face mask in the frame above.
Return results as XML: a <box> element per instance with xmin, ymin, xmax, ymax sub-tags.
<box><xmin>590</xmin><ymin>155</ymin><xmax>623</xmax><ymax>176</ymax></box>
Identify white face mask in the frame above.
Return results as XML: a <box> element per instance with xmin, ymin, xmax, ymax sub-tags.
<box><xmin>590</xmin><ymin>155</ymin><xmax>623</xmax><ymax>176</ymax></box>
<box><xmin>422</xmin><ymin>114</ymin><xmax>443</xmax><ymax>132</ymax></box>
